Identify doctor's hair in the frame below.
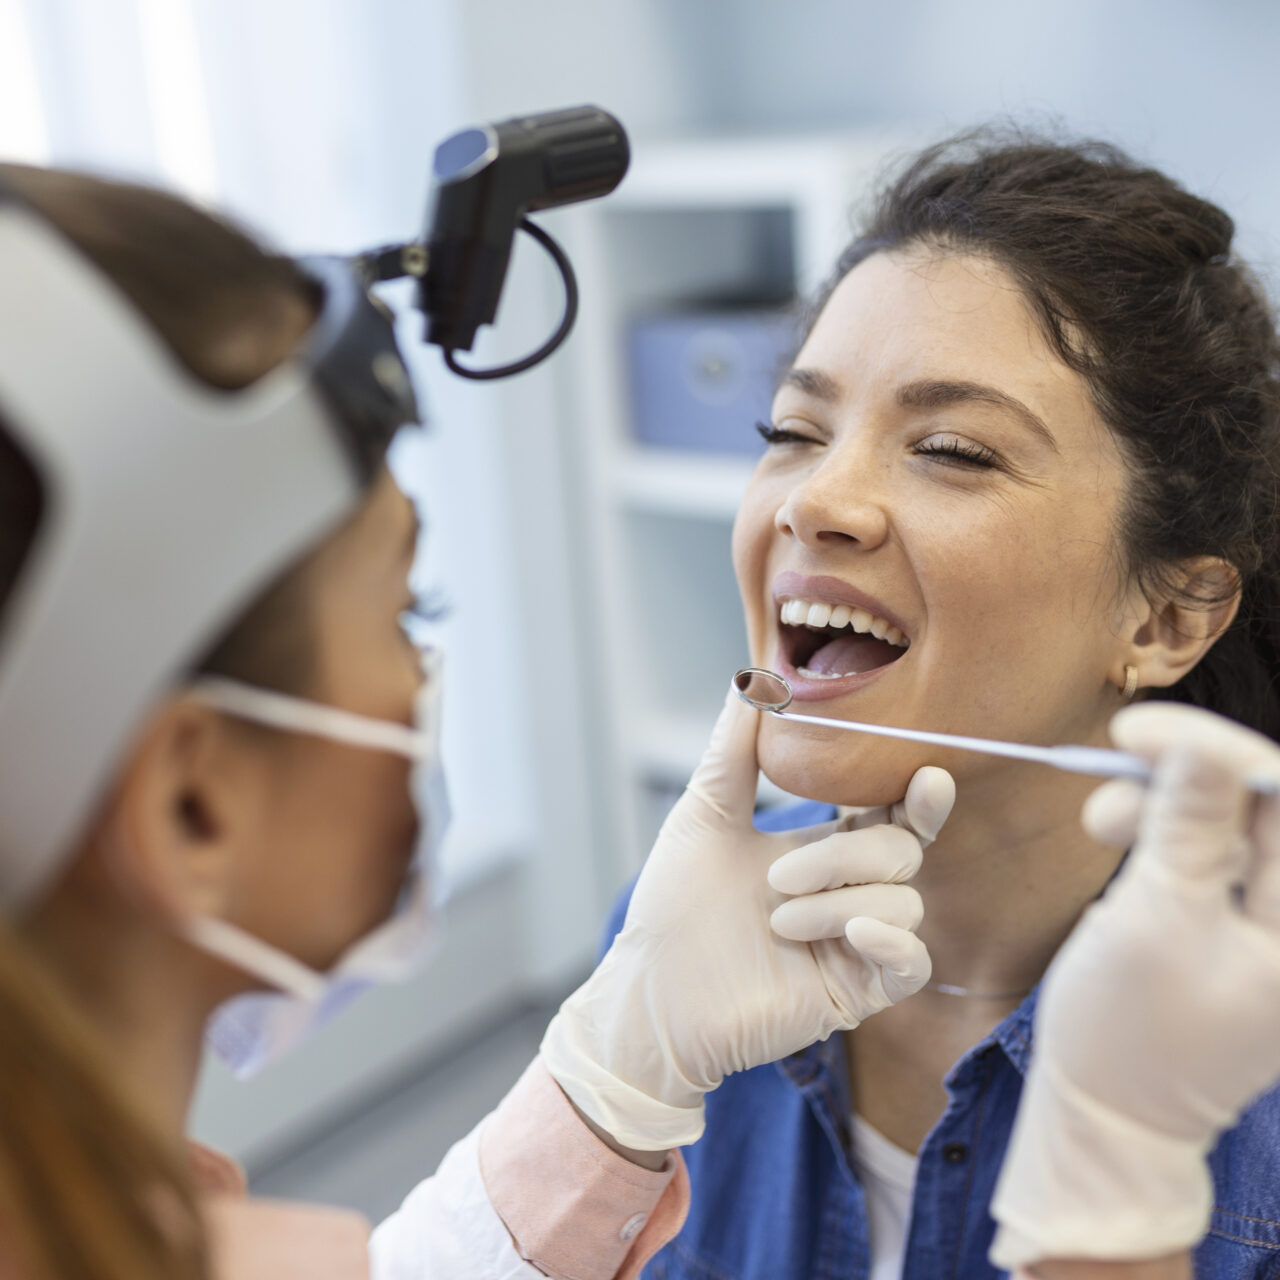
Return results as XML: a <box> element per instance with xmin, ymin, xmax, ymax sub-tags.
<box><xmin>0</xmin><ymin>163</ymin><xmax>343</xmax><ymax>1280</ymax></box>
<box><xmin>811</xmin><ymin>128</ymin><xmax>1280</xmax><ymax>740</ymax></box>
<box><xmin>0</xmin><ymin>920</ymin><xmax>207</xmax><ymax>1280</ymax></box>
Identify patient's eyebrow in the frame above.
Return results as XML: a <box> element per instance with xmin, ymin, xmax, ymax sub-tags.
<box><xmin>898</xmin><ymin>378</ymin><xmax>1059</xmax><ymax>453</ymax></box>
<box><xmin>779</xmin><ymin>366</ymin><xmax>841</xmax><ymax>403</ymax></box>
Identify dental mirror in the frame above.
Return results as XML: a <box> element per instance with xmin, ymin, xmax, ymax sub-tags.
<box><xmin>734</xmin><ymin>668</ymin><xmax>794</xmax><ymax>712</ymax></box>
<box><xmin>732</xmin><ymin>667</ymin><xmax>1280</xmax><ymax>796</ymax></box>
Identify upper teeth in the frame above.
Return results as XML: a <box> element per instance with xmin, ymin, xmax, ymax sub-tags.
<box><xmin>779</xmin><ymin>597</ymin><xmax>909</xmax><ymax>648</ymax></box>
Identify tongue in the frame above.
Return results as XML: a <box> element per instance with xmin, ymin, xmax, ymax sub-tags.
<box><xmin>805</xmin><ymin>633</ymin><xmax>902</xmax><ymax>676</ymax></box>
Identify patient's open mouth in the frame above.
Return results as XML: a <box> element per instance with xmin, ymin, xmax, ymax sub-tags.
<box><xmin>778</xmin><ymin>596</ymin><xmax>909</xmax><ymax>681</ymax></box>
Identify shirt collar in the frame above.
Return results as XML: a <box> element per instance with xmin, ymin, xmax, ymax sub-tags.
<box><xmin>987</xmin><ymin>982</ymin><xmax>1040</xmax><ymax>1077</ymax></box>
<box><xmin>777</xmin><ymin>1031</ymin><xmax>853</xmax><ymax>1112</ymax></box>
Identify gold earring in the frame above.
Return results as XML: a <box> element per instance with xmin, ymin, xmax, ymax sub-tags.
<box><xmin>1121</xmin><ymin>665</ymin><xmax>1139</xmax><ymax>701</ymax></box>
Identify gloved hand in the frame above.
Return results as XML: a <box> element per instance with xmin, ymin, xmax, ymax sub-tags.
<box><xmin>990</xmin><ymin>702</ymin><xmax>1280</xmax><ymax>1269</ymax></box>
<box><xmin>540</xmin><ymin>684</ymin><xmax>955</xmax><ymax>1150</ymax></box>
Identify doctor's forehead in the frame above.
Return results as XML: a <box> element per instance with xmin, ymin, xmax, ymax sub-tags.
<box><xmin>324</xmin><ymin>468</ymin><xmax>422</xmax><ymax>572</ymax></box>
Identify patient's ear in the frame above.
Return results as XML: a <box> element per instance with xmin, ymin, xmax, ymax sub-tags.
<box><xmin>1122</xmin><ymin>557</ymin><xmax>1241</xmax><ymax>691</ymax></box>
<box><xmin>92</xmin><ymin>697</ymin><xmax>248</xmax><ymax>924</ymax></box>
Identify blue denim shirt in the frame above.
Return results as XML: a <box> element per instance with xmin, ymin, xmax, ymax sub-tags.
<box><xmin>603</xmin><ymin>800</ymin><xmax>1280</xmax><ymax>1279</ymax></box>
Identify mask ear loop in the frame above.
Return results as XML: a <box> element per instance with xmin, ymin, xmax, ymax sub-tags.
<box><xmin>182</xmin><ymin>915</ymin><xmax>326</xmax><ymax>1000</ymax></box>
<box><xmin>188</xmin><ymin>676</ymin><xmax>433</xmax><ymax>759</ymax></box>
<box><xmin>182</xmin><ymin>663</ymin><xmax>447</xmax><ymax>996</ymax></box>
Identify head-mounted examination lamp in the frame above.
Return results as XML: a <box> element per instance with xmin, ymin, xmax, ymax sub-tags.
<box><xmin>364</xmin><ymin>104</ymin><xmax>629</xmax><ymax>380</ymax></box>
<box><xmin>0</xmin><ymin>104</ymin><xmax>627</xmax><ymax>905</ymax></box>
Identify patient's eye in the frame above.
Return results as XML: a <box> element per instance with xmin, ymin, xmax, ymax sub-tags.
<box><xmin>757</xmin><ymin>420</ymin><xmax>820</xmax><ymax>447</ymax></box>
<box><xmin>913</xmin><ymin>434</ymin><xmax>999</xmax><ymax>469</ymax></box>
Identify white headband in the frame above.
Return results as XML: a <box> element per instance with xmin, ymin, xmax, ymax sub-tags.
<box><xmin>0</xmin><ymin>203</ymin><xmax>361</xmax><ymax>906</ymax></box>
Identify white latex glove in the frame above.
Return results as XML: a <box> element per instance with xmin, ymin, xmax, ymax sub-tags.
<box><xmin>991</xmin><ymin>702</ymin><xmax>1280</xmax><ymax>1269</ymax></box>
<box><xmin>540</xmin><ymin>684</ymin><xmax>955</xmax><ymax>1151</ymax></box>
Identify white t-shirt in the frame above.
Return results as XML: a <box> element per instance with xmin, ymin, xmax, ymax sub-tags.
<box><xmin>851</xmin><ymin>1114</ymin><xmax>918</xmax><ymax>1280</ymax></box>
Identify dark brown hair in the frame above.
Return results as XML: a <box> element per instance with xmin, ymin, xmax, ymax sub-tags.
<box><xmin>811</xmin><ymin>129</ymin><xmax>1280</xmax><ymax>738</ymax></box>
<box><xmin>0</xmin><ymin>163</ymin><xmax>326</xmax><ymax>1280</ymax></box>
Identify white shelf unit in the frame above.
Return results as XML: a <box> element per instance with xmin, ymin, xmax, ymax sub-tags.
<box><xmin>559</xmin><ymin>134</ymin><xmax>900</xmax><ymax>881</ymax></box>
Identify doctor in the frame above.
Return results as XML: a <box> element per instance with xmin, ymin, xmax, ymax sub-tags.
<box><xmin>0</xmin><ymin>162</ymin><xmax>954</xmax><ymax>1280</ymax></box>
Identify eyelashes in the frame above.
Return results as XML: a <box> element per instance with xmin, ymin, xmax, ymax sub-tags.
<box><xmin>756</xmin><ymin>420</ymin><xmax>1000</xmax><ymax>470</ymax></box>
<box><xmin>402</xmin><ymin>587</ymin><xmax>451</xmax><ymax>628</ymax></box>
<box><xmin>911</xmin><ymin>437</ymin><xmax>999</xmax><ymax>469</ymax></box>
<box><xmin>756</xmin><ymin>421</ymin><xmax>816</xmax><ymax>447</ymax></box>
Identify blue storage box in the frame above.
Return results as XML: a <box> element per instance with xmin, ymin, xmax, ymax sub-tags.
<box><xmin>627</xmin><ymin>309</ymin><xmax>799</xmax><ymax>455</ymax></box>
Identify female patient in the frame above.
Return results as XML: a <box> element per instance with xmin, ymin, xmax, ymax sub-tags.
<box><xmin>603</xmin><ymin>132</ymin><xmax>1280</xmax><ymax>1279</ymax></box>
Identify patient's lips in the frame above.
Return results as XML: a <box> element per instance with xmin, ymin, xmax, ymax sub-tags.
<box><xmin>771</xmin><ymin>573</ymin><xmax>910</xmax><ymax>701</ymax></box>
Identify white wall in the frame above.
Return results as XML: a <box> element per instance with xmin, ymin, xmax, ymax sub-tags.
<box><xmin>427</xmin><ymin>0</ymin><xmax>1280</xmax><ymax>267</ymax></box>
<box><xmin>448</xmin><ymin>0</ymin><xmax>698</xmax><ymax>135</ymax></box>
<box><xmin>661</xmin><ymin>0</ymin><xmax>1280</xmax><ymax>268</ymax></box>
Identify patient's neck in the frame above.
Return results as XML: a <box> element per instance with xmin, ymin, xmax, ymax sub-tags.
<box><xmin>906</xmin><ymin>759</ymin><xmax>1122</xmax><ymax>997</ymax></box>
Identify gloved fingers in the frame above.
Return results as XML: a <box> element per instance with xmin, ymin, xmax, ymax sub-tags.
<box><xmin>1110</xmin><ymin>703</ymin><xmax>1280</xmax><ymax>782</ymax></box>
<box><xmin>1132</xmin><ymin>746</ymin><xmax>1252</xmax><ymax>881</ymax></box>
<box><xmin>771</xmin><ymin>816</ymin><xmax>844</xmax><ymax>850</ymax></box>
<box><xmin>1108</xmin><ymin>701</ymin><xmax>1275</xmax><ymax>876</ymax></box>
<box><xmin>887</xmin><ymin>766</ymin><xmax>957</xmax><ymax>847</ymax></box>
<box><xmin>680</xmin><ymin>683</ymin><xmax>762</xmax><ymax>827</ymax></box>
<box><xmin>843</xmin><ymin>917</ymin><xmax>932</xmax><ymax>999</ymax></box>
<box><xmin>767</xmin><ymin>825</ymin><xmax>922</xmax><ymax>895</ymax></box>
<box><xmin>1243</xmin><ymin>793</ymin><xmax>1280</xmax><ymax>928</ymax></box>
<box><xmin>1107</xmin><ymin>702</ymin><xmax>1280</xmax><ymax>881</ymax></box>
<box><xmin>770</xmin><ymin>883</ymin><xmax>923</xmax><ymax>942</ymax></box>
<box><xmin>1081</xmin><ymin>779</ymin><xmax>1145</xmax><ymax>849</ymax></box>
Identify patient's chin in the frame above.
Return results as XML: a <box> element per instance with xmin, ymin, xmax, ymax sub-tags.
<box><xmin>758</xmin><ymin>724</ymin><xmax>925</xmax><ymax>810</ymax></box>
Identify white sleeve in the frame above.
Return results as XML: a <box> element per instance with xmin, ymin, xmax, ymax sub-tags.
<box><xmin>368</xmin><ymin>1120</ymin><xmax>547</xmax><ymax>1280</ymax></box>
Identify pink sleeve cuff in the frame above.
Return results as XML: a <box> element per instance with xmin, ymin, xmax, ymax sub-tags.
<box><xmin>479</xmin><ymin>1056</ymin><xmax>690</xmax><ymax>1280</ymax></box>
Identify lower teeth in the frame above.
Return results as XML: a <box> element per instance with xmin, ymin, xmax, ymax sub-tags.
<box><xmin>797</xmin><ymin>666</ymin><xmax>858</xmax><ymax>680</ymax></box>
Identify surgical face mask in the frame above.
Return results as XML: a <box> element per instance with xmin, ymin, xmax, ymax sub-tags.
<box><xmin>186</xmin><ymin>650</ymin><xmax>449</xmax><ymax>1078</ymax></box>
